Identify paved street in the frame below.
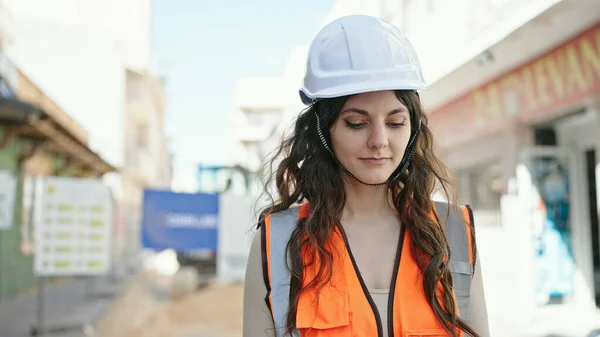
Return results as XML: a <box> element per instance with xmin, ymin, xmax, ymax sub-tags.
<box><xmin>0</xmin><ymin>275</ymin><xmax>121</xmax><ymax>337</ymax></box>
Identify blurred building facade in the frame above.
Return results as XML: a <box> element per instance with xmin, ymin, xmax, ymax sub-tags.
<box><xmin>233</xmin><ymin>0</ymin><xmax>600</xmax><ymax>333</ymax></box>
<box><xmin>0</xmin><ymin>0</ymin><xmax>117</xmax><ymax>298</ymax></box>
<box><xmin>414</xmin><ymin>0</ymin><xmax>600</xmax><ymax>317</ymax></box>
<box><xmin>0</xmin><ymin>0</ymin><xmax>172</xmax><ymax>298</ymax></box>
<box><xmin>121</xmin><ymin>68</ymin><xmax>173</xmax><ymax>256</ymax></box>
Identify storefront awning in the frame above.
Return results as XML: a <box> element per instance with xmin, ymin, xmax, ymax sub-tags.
<box><xmin>0</xmin><ymin>96</ymin><xmax>39</xmax><ymax>123</ymax></box>
<box><xmin>0</xmin><ymin>96</ymin><xmax>116</xmax><ymax>175</ymax></box>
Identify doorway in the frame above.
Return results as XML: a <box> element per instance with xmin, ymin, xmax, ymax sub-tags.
<box><xmin>585</xmin><ymin>149</ymin><xmax>600</xmax><ymax>307</ymax></box>
<box><xmin>518</xmin><ymin>146</ymin><xmax>577</xmax><ymax>306</ymax></box>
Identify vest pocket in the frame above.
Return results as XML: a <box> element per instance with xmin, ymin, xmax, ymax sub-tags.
<box><xmin>402</xmin><ymin>328</ymin><xmax>450</xmax><ymax>336</ymax></box>
<box><xmin>296</xmin><ymin>287</ymin><xmax>352</xmax><ymax>336</ymax></box>
<box><xmin>450</xmin><ymin>261</ymin><xmax>472</xmax><ymax>297</ymax></box>
<box><xmin>450</xmin><ymin>260</ymin><xmax>472</xmax><ymax>318</ymax></box>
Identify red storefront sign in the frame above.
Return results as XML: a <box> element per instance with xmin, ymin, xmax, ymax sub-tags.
<box><xmin>429</xmin><ymin>21</ymin><xmax>600</xmax><ymax>149</ymax></box>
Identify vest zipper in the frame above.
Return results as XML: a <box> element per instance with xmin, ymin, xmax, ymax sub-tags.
<box><xmin>387</xmin><ymin>225</ymin><xmax>406</xmax><ymax>337</ymax></box>
<box><xmin>336</xmin><ymin>224</ymin><xmax>384</xmax><ymax>337</ymax></box>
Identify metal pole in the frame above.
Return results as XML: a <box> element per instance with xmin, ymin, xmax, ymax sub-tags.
<box><xmin>31</xmin><ymin>176</ymin><xmax>43</xmax><ymax>336</ymax></box>
<box><xmin>86</xmin><ymin>276</ymin><xmax>96</xmax><ymax>299</ymax></box>
<box><xmin>0</xmin><ymin>230</ymin><xmax>3</xmax><ymax>303</ymax></box>
<box><xmin>34</xmin><ymin>277</ymin><xmax>46</xmax><ymax>336</ymax></box>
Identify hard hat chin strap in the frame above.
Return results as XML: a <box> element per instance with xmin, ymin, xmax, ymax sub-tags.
<box><xmin>314</xmin><ymin>110</ymin><xmax>421</xmax><ymax>187</ymax></box>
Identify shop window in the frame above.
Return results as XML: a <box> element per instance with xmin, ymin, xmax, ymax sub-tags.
<box><xmin>136</xmin><ymin>121</ymin><xmax>148</xmax><ymax>150</ymax></box>
<box><xmin>458</xmin><ymin>162</ymin><xmax>503</xmax><ymax>211</ymax></box>
<box><xmin>535</xmin><ymin>127</ymin><xmax>557</xmax><ymax>146</ymax></box>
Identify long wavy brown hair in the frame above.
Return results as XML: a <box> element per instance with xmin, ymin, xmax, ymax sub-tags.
<box><xmin>257</xmin><ymin>90</ymin><xmax>478</xmax><ymax>337</ymax></box>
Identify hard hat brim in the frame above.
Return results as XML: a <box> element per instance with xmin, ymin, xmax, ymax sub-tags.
<box><xmin>299</xmin><ymin>81</ymin><xmax>427</xmax><ymax>105</ymax></box>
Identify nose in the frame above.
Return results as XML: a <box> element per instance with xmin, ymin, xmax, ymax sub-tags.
<box><xmin>367</xmin><ymin>123</ymin><xmax>388</xmax><ymax>149</ymax></box>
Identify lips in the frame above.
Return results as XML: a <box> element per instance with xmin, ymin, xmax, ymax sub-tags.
<box><xmin>360</xmin><ymin>157</ymin><xmax>390</xmax><ymax>165</ymax></box>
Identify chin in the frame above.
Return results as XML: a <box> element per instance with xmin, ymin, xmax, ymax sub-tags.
<box><xmin>351</xmin><ymin>170</ymin><xmax>394</xmax><ymax>185</ymax></box>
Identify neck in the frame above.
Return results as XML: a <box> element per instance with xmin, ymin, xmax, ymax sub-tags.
<box><xmin>341</xmin><ymin>175</ymin><xmax>395</xmax><ymax>220</ymax></box>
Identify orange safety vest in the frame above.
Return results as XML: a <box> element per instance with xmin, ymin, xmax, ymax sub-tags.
<box><xmin>261</xmin><ymin>201</ymin><xmax>474</xmax><ymax>337</ymax></box>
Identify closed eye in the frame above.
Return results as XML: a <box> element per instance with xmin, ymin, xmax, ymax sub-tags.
<box><xmin>388</xmin><ymin>122</ymin><xmax>407</xmax><ymax>128</ymax></box>
<box><xmin>344</xmin><ymin>121</ymin><xmax>367</xmax><ymax>129</ymax></box>
<box><xmin>344</xmin><ymin>120</ymin><xmax>407</xmax><ymax>129</ymax></box>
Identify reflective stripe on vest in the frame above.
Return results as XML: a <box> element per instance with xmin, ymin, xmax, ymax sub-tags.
<box><xmin>268</xmin><ymin>207</ymin><xmax>300</xmax><ymax>337</ymax></box>
<box><xmin>265</xmin><ymin>202</ymin><xmax>474</xmax><ymax>337</ymax></box>
<box><xmin>434</xmin><ymin>201</ymin><xmax>474</xmax><ymax>318</ymax></box>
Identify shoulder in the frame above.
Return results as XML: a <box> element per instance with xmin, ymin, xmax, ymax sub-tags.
<box><xmin>431</xmin><ymin>201</ymin><xmax>477</xmax><ymax>252</ymax></box>
<box><xmin>258</xmin><ymin>202</ymin><xmax>311</xmax><ymax>230</ymax></box>
<box><xmin>254</xmin><ymin>202</ymin><xmax>310</xmax><ymax>258</ymax></box>
<box><xmin>249</xmin><ymin>227</ymin><xmax>262</xmax><ymax>255</ymax></box>
<box><xmin>431</xmin><ymin>201</ymin><xmax>474</xmax><ymax>225</ymax></box>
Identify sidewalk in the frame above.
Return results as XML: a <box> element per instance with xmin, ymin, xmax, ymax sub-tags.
<box><xmin>0</xmin><ymin>260</ymin><xmax>136</xmax><ymax>337</ymax></box>
<box><xmin>524</xmin><ymin>305</ymin><xmax>600</xmax><ymax>337</ymax></box>
<box><xmin>477</xmin><ymin>226</ymin><xmax>600</xmax><ymax>337</ymax></box>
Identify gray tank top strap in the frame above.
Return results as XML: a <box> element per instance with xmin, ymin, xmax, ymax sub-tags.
<box><xmin>267</xmin><ymin>207</ymin><xmax>300</xmax><ymax>337</ymax></box>
<box><xmin>433</xmin><ymin>201</ymin><xmax>474</xmax><ymax>318</ymax></box>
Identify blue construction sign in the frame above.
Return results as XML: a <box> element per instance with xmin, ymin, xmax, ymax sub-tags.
<box><xmin>141</xmin><ymin>189</ymin><xmax>219</xmax><ymax>252</ymax></box>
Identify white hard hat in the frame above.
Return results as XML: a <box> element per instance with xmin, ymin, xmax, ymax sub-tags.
<box><xmin>300</xmin><ymin>15</ymin><xmax>427</xmax><ymax>105</ymax></box>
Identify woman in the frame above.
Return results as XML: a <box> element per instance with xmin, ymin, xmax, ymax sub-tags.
<box><xmin>243</xmin><ymin>15</ymin><xmax>490</xmax><ymax>337</ymax></box>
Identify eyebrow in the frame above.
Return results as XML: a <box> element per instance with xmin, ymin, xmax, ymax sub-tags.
<box><xmin>340</xmin><ymin>107</ymin><xmax>409</xmax><ymax>116</ymax></box>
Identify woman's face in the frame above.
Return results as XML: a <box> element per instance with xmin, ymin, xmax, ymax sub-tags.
<box><xmin>330</xmin><ymin>90</ymin><xmax>412</xmax><ymax>185</ymax></box>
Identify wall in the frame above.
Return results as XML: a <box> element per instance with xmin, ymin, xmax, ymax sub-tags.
<box><xmin>0</xmin><ymin>126</ymin><xmax>34</xmax><ymax>299</ymax></box>
<box><xmin>217</xmin><ymin>193</ymin><xmax>256</xmax><ymax>283</ymax></box>
<box><xmin>3</xmin><ymin>0</ymin><xmax>156</xmax><ymax>204</ymax></box>
<box><xmin>7</xmin><ymin>19</ymin><xmax>125</xmax><ymax>169</ymax></box>
<box><xmin>120</xmin><ymin>69</ymin><xmax>171</xmax><ymax>255</ymax></box>
<box><xmin>0</xmin><ymin>121</ymin><xmax>107</xmax><ymax>298</ymax></box>
<box><xmin>429</xmin><ymin>21</ymin><xmax>600</xmax><ymax>150</ymax></box>
<box><xmin>393</xmin><ymin>0</ymin><xmax>565</xmax><ymax>85</ymax></box>
<box><xmin>0</xmin><ymin>126</ymin><xmax>82</xmax><ymax>299</ymax></box>
<box><xmin>4</xmin><ymin>0</ymin><xmax>150</xmax><ymax>71</ymax></box>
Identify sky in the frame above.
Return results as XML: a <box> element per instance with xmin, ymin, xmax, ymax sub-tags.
<box><xmin>150</xmin><ymin>0</ymin><xmax>335</xmax><ymax>191</ymax></box>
